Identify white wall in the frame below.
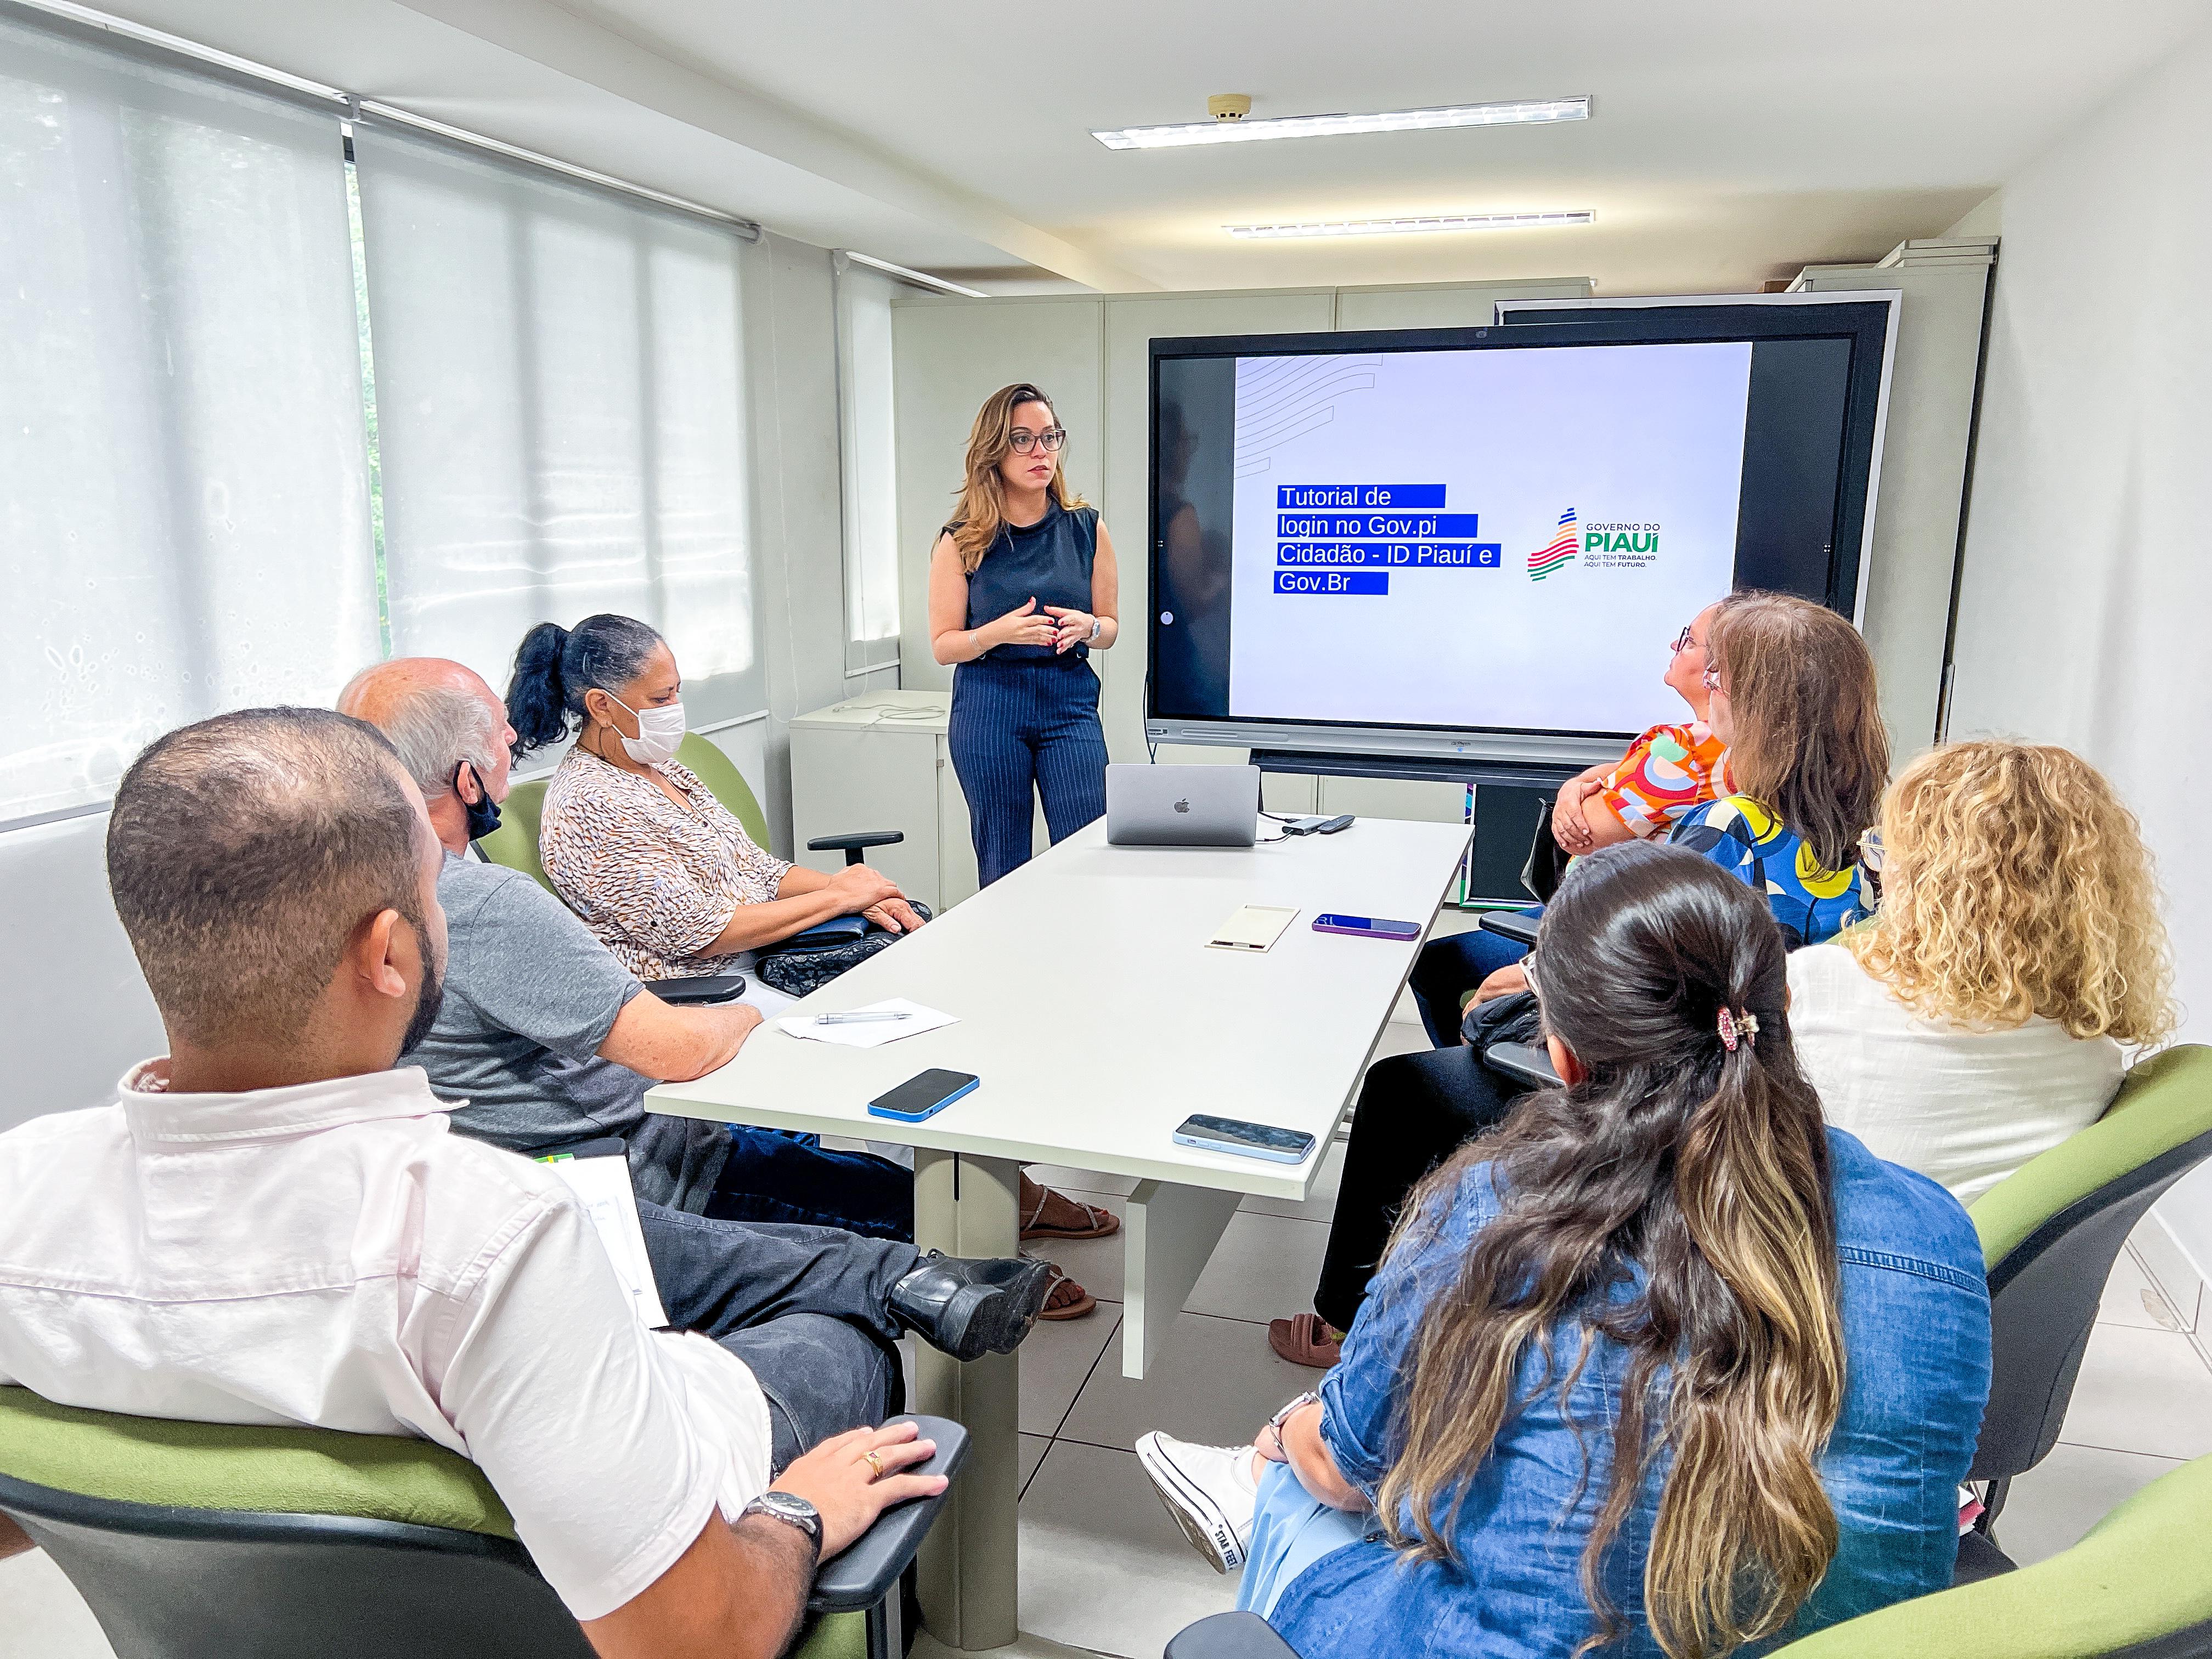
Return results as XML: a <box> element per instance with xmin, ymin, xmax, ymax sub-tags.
<box><xmin>1946</xmin><ymin>19</ymin><xmax>2212</xmax><ymax>1280</ymax></box>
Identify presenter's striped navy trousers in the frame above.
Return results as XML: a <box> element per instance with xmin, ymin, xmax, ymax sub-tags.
<box><xmin>949</xmin><ymin>655</ymin><xmax>1109</xmax><ymax>888</ymax></box>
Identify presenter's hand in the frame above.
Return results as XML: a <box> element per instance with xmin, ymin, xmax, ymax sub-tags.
<box><xmin>863</xmin><ymin>897</ymin><xmax>926</xmax><ymax>934</ymax></box>
<box><xmin>1043</xmin><ymin>605</ymin><xmax>1094</xmax><ymax>654</ymax></box>
<box><xmin>828</xmin><ymin>862</ymin><xmax>901</xmax><ymax>914</ymax></box>
<box><xmin>771</xmin><ymin>1421</ymin><xmax>947</xmax><ymax>1561</ymax></box>
<box><xmin>988</xmin><ymin>597</ymin><xmax>1057</xmax><ymax>651</ymax></box>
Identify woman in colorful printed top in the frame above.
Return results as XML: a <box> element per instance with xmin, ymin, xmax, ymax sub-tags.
<box><xmin>1139</xmin><ymin>845</ymin><xmax>1990</xmax><ymax>1659</ymax></box>
<box><xmin>1404</xmin><ymin>600</ymin><xmax>1729</xmax><ymax>1047</ymax></box>
<box><xmin>511</xmin><ymin>613</ymin><xmax>1115</xmax><ymax>1310</ymax></box>
<box><xmin>1667</xmin><ymin>590</ymin><xmax>1887</xmax><ymax>949</ymax></box>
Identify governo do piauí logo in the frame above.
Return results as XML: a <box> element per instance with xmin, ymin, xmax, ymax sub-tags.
<box><xmin>1527</xmin><ymin>509</ymin><xmax>1578</xmax><ymax>581</ymax></box>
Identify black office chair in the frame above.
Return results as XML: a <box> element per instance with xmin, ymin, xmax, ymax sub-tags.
<box><xmin>809</xmin><ymin>831</ymin><xmax>905</xmax><ymax>867</ymax></box>
<box><xmin>0</xmin><ymin>1386</ymin><xmax>963</xmax><ymax>1659</ymax></box>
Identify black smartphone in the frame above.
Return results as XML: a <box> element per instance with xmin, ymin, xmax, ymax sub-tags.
<box><xmin>1171</xmin><ymin>1114</ymin><xmax>1317</xmax><ymax>1165</ymax></box>
<box><xmin>867</xmin><ymin>1068</ymin><xmax>980</xmax><ymax>1122</ymax></box>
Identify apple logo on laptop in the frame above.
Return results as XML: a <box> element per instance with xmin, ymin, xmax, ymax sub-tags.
<box><xmin>1173</xmin><ymin>798</ymin><xmax>1191</xmax><ymax>814</ymax></box>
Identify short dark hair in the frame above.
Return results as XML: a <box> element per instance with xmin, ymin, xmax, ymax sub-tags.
<box><xmin>106</xmin><ymin>708</ymin><xmax>428</xmax><ymax>1047</ymax></box>
<box><xmin>505</xmin><ymin>613</ymin><xmax>666</xmax><ymax>760</ymax></box>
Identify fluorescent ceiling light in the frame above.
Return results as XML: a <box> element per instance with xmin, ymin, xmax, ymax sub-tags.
<box><xmin>1226</xmin><ymin>210</ymin><xmax>1596</xmax><ymax>239</ymax></box>
<box><xmin>1093</xmin><ymin>97</ymin><xmax>1589</xmax><ymax>151</ymax></box>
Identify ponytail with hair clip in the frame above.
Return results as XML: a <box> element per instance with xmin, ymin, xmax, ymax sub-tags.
<box><xmin>1718</xmin><ymin>1008</ymin><xmax>1760</xmax><ymax>1052</ymax></box>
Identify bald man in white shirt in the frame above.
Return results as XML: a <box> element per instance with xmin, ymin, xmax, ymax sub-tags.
<box><xmin>0</xmin><ymin>708</ymin><xmax>973</xmax><ymax>1659</ymax></box>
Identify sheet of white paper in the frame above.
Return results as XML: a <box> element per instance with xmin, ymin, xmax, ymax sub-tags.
<box><xmin>777</xmin><ymin>996</ymin><xmax>958</xmax><ymax>1049</ymax></box>
<box><xmin>543</xmin><ymin>1154</ymin><xmax>669</xmax><ymax>1329</ymax></box>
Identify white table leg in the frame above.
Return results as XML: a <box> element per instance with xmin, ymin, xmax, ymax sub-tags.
<box><xmin>912</xmin><ymin>1148</ymin><xmax>1022</xmax><ymax>1652</ymax></box>
<box><xmin>1121</xmin><ymin>1180</ymin><xmax>1242</xmax><ymax>1379</ymax></box>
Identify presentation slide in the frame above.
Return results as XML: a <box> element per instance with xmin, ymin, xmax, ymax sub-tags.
<box><xmin>1224</xmin><ymin>342</ymin><xmax>1751</xmax><ymax>734</ymax></box>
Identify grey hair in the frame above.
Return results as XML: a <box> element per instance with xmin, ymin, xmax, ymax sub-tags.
<box><xmin>363</xmin><ymin>682</ymin><xmax>501</xmax><ymax>799</ymax></box>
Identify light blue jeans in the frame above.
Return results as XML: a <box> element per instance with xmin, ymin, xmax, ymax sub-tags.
<box><xmin>1234</xmin><ymin>1461</ymin><xmax>1371</xmax><ymax>1619</ymax></box>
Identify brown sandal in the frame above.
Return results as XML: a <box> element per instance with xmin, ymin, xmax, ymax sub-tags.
<box><xmin>1032</xmin><ymin>1259</ymin><xmax>1097</xmax><ymax>1321</ymax></box>
<box><xmin>1267</xmin><ymin>1312</ymin><xmax>1342</xmax><ymax>1368</ymax></box>
<box><xmin>1021</xmin><ymin>1188</ymin><xmax>1121</xmax><ymax>1242</ymax></box>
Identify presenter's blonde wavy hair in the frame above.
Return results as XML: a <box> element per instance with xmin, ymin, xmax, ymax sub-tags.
<box><xmin>947</xmin><ymin>383</ymin><xmax>1087</xmax><ymax>574</ymax></box>
<box><xmin>1847</xmin><ymin>740</ymin><xmax>2176</xmax><ymax>1045</ymax></box>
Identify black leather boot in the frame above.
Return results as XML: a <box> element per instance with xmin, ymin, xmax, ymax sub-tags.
<box><xmin>887</xmin><ymin>1252</ymin><xmax>1054</xmax><ymax>1362</ymax></box>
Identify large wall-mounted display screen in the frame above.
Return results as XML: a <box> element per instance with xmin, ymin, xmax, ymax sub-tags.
<box><xmin>1147</xmin><ymin>301</ymin><xmax>1895</xmax><ymax>765</ymax></box>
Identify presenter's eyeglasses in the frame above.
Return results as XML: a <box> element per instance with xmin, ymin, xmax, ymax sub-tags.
<box><xmin>1008</xmin><ymin>427</ymin><xmax>1068</xmax><ymax>455</ymax></box>
<box><xmin>1670</xmin><ymin>625</ymin><xmax>1696</xmax><ymax>653</ymax></box>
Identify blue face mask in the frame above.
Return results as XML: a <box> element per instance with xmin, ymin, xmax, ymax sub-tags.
<box><xmin>455</xmin><ymin>761</ymin><xmax>503</xmax><ymax>841</ymax></box>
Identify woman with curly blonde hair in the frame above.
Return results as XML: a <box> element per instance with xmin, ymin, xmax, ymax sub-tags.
<box><xmin>1788</xmin><ymin>740</ymin><xmax>2176</xmax><ymax>1204</ymax></box>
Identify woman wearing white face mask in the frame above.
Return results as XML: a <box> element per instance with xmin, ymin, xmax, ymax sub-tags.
<box><xmin>511</xmin><ymin>613</ymin><xmax>924</xmax><ymax>981</ymax></box>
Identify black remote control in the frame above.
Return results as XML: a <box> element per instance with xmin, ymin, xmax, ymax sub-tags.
<box><xmin>1315</xmin><ymin>815</ymin><xmax>1355</xmax><ymax>834</ymax></box>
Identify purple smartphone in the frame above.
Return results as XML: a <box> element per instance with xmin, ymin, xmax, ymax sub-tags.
<box><xmin>1313</xmin><ymin>913</ymin><xmax>1421</xmax><ymax>941</ymax></box>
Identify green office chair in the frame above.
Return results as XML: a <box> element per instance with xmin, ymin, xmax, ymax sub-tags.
<box><xmin>474</xmin><ymin>776</ymin><xmax>552</xmax><ymax>894</ymax></box>
<box><xmin>0</xmin><ymin>1386</ymin><xmax>963</xmax><ymax>1659</ymax></box>
<box><xmin>674</xmin><ymin>732</ymin><xmax>901</xmax><ymax>870</ymax></box>
<box><xmin>675</xmin><ymin>731</ymin><xmax>775</xmax><ymax>849</ymax></box>
<box><xmin>1771</xmin><ymin>1451</ymin><xmax>2212</xmax><ymax>1658</ymax></box>
<box><xmin>1960</xmin><ymin>1043</ymin><xmax>2212</xmax><ymax>1573</ymax></box>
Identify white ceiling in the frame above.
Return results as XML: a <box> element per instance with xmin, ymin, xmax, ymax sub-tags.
<box><xmin>91</xmin><ymin>0</ymin><xmax>2212</xmax><ymax>295</ymax></box>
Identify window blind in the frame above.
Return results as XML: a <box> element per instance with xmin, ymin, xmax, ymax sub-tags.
<box><xmin>351</xmin><ymin>122</ymin><xmax>763</xmax><ymax>721</ymax></box>
<box><xmin>0</xmin><ymin>12</ymin><xmax>375</xmax><ymax>822</ymax></box>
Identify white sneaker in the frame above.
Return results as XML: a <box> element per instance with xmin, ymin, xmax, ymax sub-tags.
<box><xmin>1135</xmin><ymin>1431</ymin><xmax>1260</xmax><ymax>1573</ymax></box>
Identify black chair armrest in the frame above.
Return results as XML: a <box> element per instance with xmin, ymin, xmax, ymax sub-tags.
<box><xmin>1483</xmin><ymin>1041</ymin><xmax>1562</xmax><ymax>1090</ymax></box>
<box><xmin>650</xmin><ymin>973</ymin><xmax>751</xmax><ymax>1006</ymax></box>
<box><xmin>1166</xmin><ymin>1611</ymin><xmax>1303</xmax><ymax>1658</ymax></box>
<box><xmin>1952</xmin><ymin>1526</ymin><xmax>2017</xmax><ymax>1585</ymax></box>
<box><xmin>806</xmin><ymin>1415</ymin><xmax>969</xmax><ymax>1614</ymax></box>
<box><xmin>807</xmin><ymin>831</ymin><xmax>905</xmax><ymax>867</ymax></box>
<box><xmin>1476</xmin><ymin>911</ymin><xmax>1542</xmax><ymax>948</ymax></box>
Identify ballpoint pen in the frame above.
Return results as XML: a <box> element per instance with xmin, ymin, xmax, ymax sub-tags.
<box><xmin>811</xmin><ymin>1011</ymin><xmax>913</xmax><ymax>1025</ymax></box>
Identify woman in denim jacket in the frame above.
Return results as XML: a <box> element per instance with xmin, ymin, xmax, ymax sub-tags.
<box><xmin>1139</xmin><ymin>842</ymin><xmax>1990</xmax><ymax>1659</ymax></box>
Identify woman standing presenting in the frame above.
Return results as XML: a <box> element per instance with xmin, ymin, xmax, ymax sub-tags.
<box><xmin>930</xmin><ymin>382</ymin><xmax>1118</xmax><ymax>888</ymax></box>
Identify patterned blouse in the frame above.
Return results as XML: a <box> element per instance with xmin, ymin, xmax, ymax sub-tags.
<box><xmin>539</xmin><ymin>748</ymin><xmax>793</xmax><ymax>981</ymax></box>
<box><xmin>1592</xmin><ymin>719</ymin><xmax>1731</xmax><ymax>837</ymax></box>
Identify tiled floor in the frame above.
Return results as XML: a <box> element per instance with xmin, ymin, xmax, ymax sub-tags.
<box><xmin>5</xmin><ymin>1008</ymin><xmax>2209</xmax><ymax>1659</ymax></box>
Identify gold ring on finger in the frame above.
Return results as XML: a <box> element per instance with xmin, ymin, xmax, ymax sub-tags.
<box><xmin>864</xmin><ymin>1450</ymin><xmax>884</xmax><ymax>1480</ymax></box>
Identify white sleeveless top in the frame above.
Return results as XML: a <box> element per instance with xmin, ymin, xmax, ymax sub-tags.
<box><xmin>1787</xmin><ymin>943</ymin><xmax>2124</xmax><ymax>1207</ymax></box>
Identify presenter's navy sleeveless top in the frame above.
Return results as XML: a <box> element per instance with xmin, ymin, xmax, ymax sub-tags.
<box><xmin>955</xmin><ymin>500</ymin><xmax>1099</xmax><ymax>663</ymax></box>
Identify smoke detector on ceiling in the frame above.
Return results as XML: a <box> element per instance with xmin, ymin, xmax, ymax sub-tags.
<box><xmin>1206</xmin><ymin>94</ymin><xmax>1252</xmax><ymax>122</ymax></box>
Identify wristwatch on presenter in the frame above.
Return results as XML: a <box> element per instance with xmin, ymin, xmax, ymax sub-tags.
<box><xmin>1087</xmin><ymin>616</ymin><xmax>1103</xmax><ymax>644</ymax></box>
<box><xmin>741</xmin><ymin>1489</ymin><xmax>823</xmax><ymax>1560</ymax></box>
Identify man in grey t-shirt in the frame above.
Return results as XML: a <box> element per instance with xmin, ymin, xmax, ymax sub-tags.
<box><xmin>341</xmin><ymin>661</ymin><xmax>910</xmax><ymax>1235</ymax></box>
<box><xmin>416</xmin><ymin>850</ymin><xmax>732</xmax><ymax>1210</ymax></box>
<box><xmin>338</xmin><ymin>659</ymin><xmax>1056</xmax><ymax>1382</ymax></box>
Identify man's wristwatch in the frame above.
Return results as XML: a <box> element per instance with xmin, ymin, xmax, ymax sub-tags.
<box><xmin>741</xmin><ymin>1490</ymin><xmax>822</xmax><ymax>1560</ymax></box>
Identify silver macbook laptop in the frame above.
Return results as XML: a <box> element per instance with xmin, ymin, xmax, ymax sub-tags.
<box><xmin>1104</xmin><ymin>763</ymin><xmax>1260</xmax><ymax>847</ymax></box>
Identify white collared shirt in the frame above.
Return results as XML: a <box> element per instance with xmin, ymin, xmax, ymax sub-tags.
<box><xmin>0</xmin><ymin>1062</ymin><xmax>772</xmax><ymax>1622</ymax></box>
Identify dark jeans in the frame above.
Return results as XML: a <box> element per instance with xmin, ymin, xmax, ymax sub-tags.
<box><xmin>1312</xmin><ymin>1047</ymin><xmax>1530</xmax><ymax>1334</ymax></box>
<box><xmin>704</xmin><ymin>1126</ymin><xmax>916</xmax><ymax>1242</ymax></box>
<box><xmin>1406</xmin><ymin>911</ymin><xmax>1541</xmax><ymax>1047</ymax></box>
<box><xmin>949</xmin><ymin>656</ymin><xmax>1109</xmax><ymax>888</ymax></box>
<box><xmin>638</xmin><ymin>1200</ymin><xmax>917</xmax><ymax>1471</ymax></box>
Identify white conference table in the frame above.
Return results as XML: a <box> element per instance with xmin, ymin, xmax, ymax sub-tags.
<box><xmin>648</xmin><ymin>814</ymin><xmax>1471</xmax><ymax>1652</ymax></box>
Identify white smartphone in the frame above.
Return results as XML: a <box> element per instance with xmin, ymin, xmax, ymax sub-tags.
<box><xmin>1172</xmin><ymin>1114</ymin><xmax>1317</xmax><ymax>1165</ymax></box>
